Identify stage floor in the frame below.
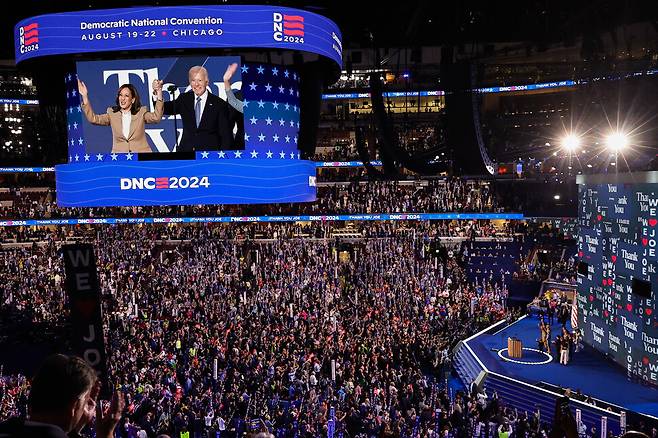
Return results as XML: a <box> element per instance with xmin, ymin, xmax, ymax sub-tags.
<box><xmin>466</xmin><ymin>316</ymin><xmax>658</xmax><ymax>418</ymax></box>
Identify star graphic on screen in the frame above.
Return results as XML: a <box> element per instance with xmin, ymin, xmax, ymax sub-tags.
<box><xmin>126</xmin><ymin>153</ymin><xmax>133</xmax><ymax>160</ymax></box>
<box><xmin>271</xmin><ymin>67</ymin><xmax>279</xmax><ymax>76</ymax></box>
<box><xmin>293</xmin><ymin>73</ymin><xmax>297</xmax><ymax>80</ymax></box>
<box><xmin>279</xmin><ymin>151</ymin><xmax>286</xmax><ymax>159</ymax></box>
<box><xmin>257</xmin><ymin>65</ymin><xmax>265</xmax><ymax>74</ymax></box>
<box><xmin>265</xmin><ymin>117</ymin><xmax>272</xmax><ymax>125</ymax></box>
<box><xmin>250</xmin><ymin>150</ymin><xmax>259</xmax><ymax>158</ymax></box>
<box><xmin>96</xmin><ymin>154</ymin><xmax>103</xmax><ymax>161</ymax></box>
<box><xmin>294</xmin><ymin>137</ymin><xmax>298</xmax><ymax>144</ymax></box>
<box><xmin>250</xmin><ymin>116</ymin><xmax>258</xmax><ymax>125</ymax></box>
<box><xmin>292</xmin><ymin>105</ymin><xmax>297</xmax><ymax>112</ymax></box>
<box><xmin>279</xmin><ymin>118</ymin><xmax>285</xmax><ymax>126</ymax></box>
<box><xmin>266</xmin><ymin>150</ymin><xmax>273</xmax><ymax>158</ymax></box>
<box><xmin>285</xmin><ymin>103</ymin><xmax>290</xmax><ymax>110</ymax></box>
<box><xmin>272</xmin><ymin>101</ymin><xmax>279</xmax><ymax>109</ymax></box>
<box><xmin>67</xmin><ymin>124</ymin><xmax>71</xmax><ymax>131</ymax></box>
<box><xmin>72</xmin><ymin>90</ymin><xmax>77</xmax><ymax>97</ymax></box>
<box><xmin>111</xmin><ymin>153</ymin><xmax>118</xmax><ymax>161</ymax></box>
<box><xmin>249</xmin><ymin>82</ymin><xmax>257</xmax><ymax>91</ymax></box>
<box><xmin>258</xmin><ymin>100</ymin><xmax>265</xmax><ymax>108</ymax></box>
<box><xmin>243</xmin><ymin>100</ymin><xmax>249</xmax><ymax>108</ymax></box>
<box><xmin>233</xmin><ymin>150</ymin><xmax>242</xmax><ymax>158</ymax></box>
<box><xmin>289</xmin><ymin>88</ymin><xmax>294</xmax><ymax>95</ymax></box>
<box><xmin>265</xmin><ymin>83</ymin><xmax>272</xmax><ymax>92</ymax></box>
<box><xmin>284</xmin><ymin>70</ymin><xmax>290</xmax><ymax>78</ymax></box>
<box><xmin>73</xmin><ymin>122</ymin><xmax>78</xmax><ymax>129</ymax></box>
<box><xmin>285</xmin><ymin>135</ymin><xmax>291</xmax><ymax>143</ymax></box>
<box><xmin>278</xmin><ymin>85</ymin><xmax>285</xmax><ymax>93</ymax></box>
<box><xmin>69</xmin><ymin>155</ymin><xmax>73</xmax><ymax>162</ymax></box>
<box><xmin>296</xmin><ymin>91</ymin><xmax>299</xmax><ymax>97</ymax></box>
<box><xmin>297</xmin><ymin>122</ymin><xmax>300</xmax><ymax>128</ymax></box>
<box><xmin>66</xmin><ymin>92</ymin><xmax>70</xmax><ymax>99</ymax></box>
<box><xmin>290</xmin><ymin>152</ymin><xmax>295</xmax><ymax>159</ymax></box>
<box><xmin>289</xmin><ymin>120</ymin><xmax>295</xmax><ymax>127</ymax></box>
<box><xmin>297</xmin><ymin>153</ymin><xmax>300</xmax><ymax>159</ymax></box>
<box><xmin>244</xmin><ymin>133</ymin><xmax>250</xmax><ymax>142</ymax></box>
<box><xmin>77</xmin><ymin>107</ymin><xmax>81</xmax><ymax>112</ymax></box>
<box><xmin>218</xmin><ymin>151</ymin><xmax>226</xmax><ymax>158</ymax></box>
<box><xmin>78</xmin><ymin>137</ymin><xmax>84</xmax><ymax>145</ymax></box>
<box><xmin>273</xmin><ymin>134</ymin><xmax>279</xmax><ymax>142</ymax></box>
<box><xmin>67</xmin><ymin>73</ymin><xmax>72</xmax><ymax>82</ymax></box>
<box><xmin>201</xmin><ymin>151</ymin><xmax>209</xmax><ymax>159</ymax></box>
<box><xmin>241</xmin><ymin>65</ymin><xmax>249</xmax><ymax>73</ymax></box>
<box><xmin>258</xmin><ymin>133</ymin><xmax>266</xmax><ymax>142</ymax></box>
<box><xmin>84</xmin><ymin>154</ymin><xmax>90</xmax><ymax>161</ymax></box>
<box><xmin>70</xmin><ymin>139</ymin><xmax>75</xmax><ymax>146</ymax></box>
<box><xmin>74</xmin><ymin>154</ymin><xmax>79</xmax><ymax>161</ymax></box>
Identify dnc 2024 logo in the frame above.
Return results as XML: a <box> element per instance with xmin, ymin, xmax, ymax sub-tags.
<box><xmin>273</xmin><ymin>13</ymin><xmax>304</xmax><ymax>44</ymax></box>
<box><xmin>18</xmin><ymin>22</ymin><xmax>39</xmax><ymax>54</ymax></box>
<box><xmin>120</xmin><ymin>176</ymin><xmax>210</xmax><ymax>190</ymax></box>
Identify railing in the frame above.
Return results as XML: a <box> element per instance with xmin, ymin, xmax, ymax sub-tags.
<box><xmin>484</xmin><ymin>371</ymin><xmax>621</xmax><ymax>435</ymax></box>
<box><xmin>452</xmin><ymin>316</ymin><xmax>623</xmax><ymax>435</ymax></box>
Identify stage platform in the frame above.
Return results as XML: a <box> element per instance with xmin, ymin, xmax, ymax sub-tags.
<box><xmin>454</xmin><ymin>316</ymin><xmax>658</xmax><ymax>434</ymax></box>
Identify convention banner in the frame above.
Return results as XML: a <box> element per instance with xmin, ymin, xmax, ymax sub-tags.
<box><xmin>55</xmin><ymin>159</ymin><xmax>317</xmax><ymax>207</ymax></box>
<box><xmin>62</xmin><ymin>244</ymin><xmax>110</xmax><ymax>397</ymax></box>
<box><xmin>15</xmin><ymin>5</ymin><xmax>342</xmax><ymax>67</ymax></box>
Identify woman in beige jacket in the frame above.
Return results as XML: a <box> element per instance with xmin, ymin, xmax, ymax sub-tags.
<box><xmin>78</xmin><ymin>79</ymin><xmax>164</xmax><ymax>153</ymax></box>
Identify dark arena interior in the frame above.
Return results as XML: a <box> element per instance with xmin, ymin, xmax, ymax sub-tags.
<box><xmin>0</xmin><ymin>1</ymin><xmax>657</xmax><ymax>437</ymax></box>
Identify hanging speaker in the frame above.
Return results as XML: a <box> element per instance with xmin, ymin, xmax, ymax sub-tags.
<box><xmin>297</xmin><ymin>61</ymin><xmax>325</xmax><ymax>158</ymax></box>
<box><xmin>441</xmin><ymin>61</ymin><xmax>488</xmax><ymax>175</ymax></box>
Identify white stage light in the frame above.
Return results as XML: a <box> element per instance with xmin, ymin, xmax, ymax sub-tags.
<box><xmin>561</xmin><ymin>134</ymin><xmax>580</xmax><ymax>152</ymax></box>
<box><xmin>605</xmin><ymin>132</ymin><xmax>629</xmax><ymax>152</ymax></box>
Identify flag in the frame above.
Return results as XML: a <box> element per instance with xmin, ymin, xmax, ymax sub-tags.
<box><xmin>241</xmin><ymin>64</ymin><xmax>301</xmax><ymax>160</ymax></box>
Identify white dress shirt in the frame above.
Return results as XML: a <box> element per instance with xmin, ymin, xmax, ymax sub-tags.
<box><xmin>121</xmin><ymin>110</ymin><xmax>132</xmax><ymax>139</ymax></box>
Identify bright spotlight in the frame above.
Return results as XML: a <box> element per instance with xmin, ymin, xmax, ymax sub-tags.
<box><xmin>561</xmin><ymin>134</ymin><xmax>581</xmax><ymax>152</ymax></box>
<box><xmin>606</xmin><ymin>132</ymin><xmax>629</xmax><ymax>152</ymax></box>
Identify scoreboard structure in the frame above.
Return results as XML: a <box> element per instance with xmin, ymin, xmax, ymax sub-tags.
<box><xmin>14</xmin><ymin>5</ymin><xmax>342</xmax><ymax>207</ymax></box>
<box><xmin>576</xmin><ymin>172</ymin><xmax>658</xmax><ymax>385</ymax></box>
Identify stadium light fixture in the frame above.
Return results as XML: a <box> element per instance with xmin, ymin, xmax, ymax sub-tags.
<box><xmin>561</xmin><ymin>134</ymin><xmax>581</xmax><ymax>152</ymax></box>
<box><xmin>605</xmin><ymin>132</ymin><xmax>629</xmax><ymax>152</ymax></box>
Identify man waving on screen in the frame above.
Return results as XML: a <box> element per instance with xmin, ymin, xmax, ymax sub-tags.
<box><xmin>161</xmin><ymin>65</ymin><xmax>232</xmax><ymax>152</ymax></box>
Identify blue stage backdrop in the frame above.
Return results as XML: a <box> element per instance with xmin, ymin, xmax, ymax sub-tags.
<box><xmin>577</xmin><ymin>174</ymin><xmax>658</xmax><ymax>385</ymax></box>
<box><xmin>67</xmin><ymin>60</ymin><xmax>301</xmax><ymax>159</ymax></box>
<box><xmin>74</xmin><ymin>56</ymin><xmax>241</xmax><ymax>154</ymax></box>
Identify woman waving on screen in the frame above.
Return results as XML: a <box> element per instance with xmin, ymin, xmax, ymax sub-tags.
<box><xmin>78</xmin><ymin>78</ymin><xmax>164</xmax><ymax>153</ymax></box>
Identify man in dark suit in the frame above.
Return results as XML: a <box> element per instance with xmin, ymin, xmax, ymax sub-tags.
<box><xmin>0</xmin><ymin>354</ymin><xmax>124</xmax><ymax>438</ymax></box>
<box><xmin>163</xmin><ymin>65</ymin><xmax>232</xmax><ymax>152</ymax></box>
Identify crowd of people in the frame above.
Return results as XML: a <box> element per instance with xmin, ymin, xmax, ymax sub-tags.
<box><xmin>0</xmin><ymin>223</ymin><xmax>516</xmax><ymax>437</ymax></box>
<box><xmin>395</xmin><ymin>125</ymin><xmax>443</xmax><ymax>155</ymax></box>
<box><xmin>515</xmin><ymin>244</ymin><xmax>577</xmax><ymax>284</ymax></box>
<box><xmin>0</xmin><ymin>179</ymin><xmax>502</xmax><ymax>221</ymax></box>
<box><xmin>0</xmin><ymin>219</ymin><xmax>525</xmax><ymax>246</ymax></box>
<box><xmin>0</xmin><ymin>217</ymin><xmax>651</xmax><ymax>437</ymax></box>
<box><xmin>311</xmin><ymin>142</ymin><xmax>361</xmax><ymax>162</ymax></box>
